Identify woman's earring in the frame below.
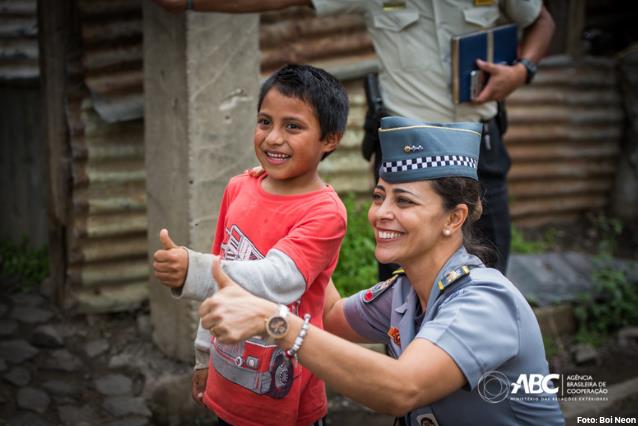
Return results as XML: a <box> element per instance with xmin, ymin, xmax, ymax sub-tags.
<box><xmin>443</xmin><ymin>229</ymin><xmax>451</xmax><ymax>236</ymax></box>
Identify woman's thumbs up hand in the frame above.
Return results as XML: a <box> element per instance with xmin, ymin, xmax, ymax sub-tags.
<box><xmin>199</xmin><ymin>257</ymin><xmax>277</xmax><ymax>344</ymax></box>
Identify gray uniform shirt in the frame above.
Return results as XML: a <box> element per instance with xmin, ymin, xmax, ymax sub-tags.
<box><xmin>312</xmin><ymin>0</ymin><xmax>542</xmax><ymax>122</ymax></box>
<box><xmin>343</xmin><ymin>247</ymin><xmax>565</xmax><ymax>425</ymax></box>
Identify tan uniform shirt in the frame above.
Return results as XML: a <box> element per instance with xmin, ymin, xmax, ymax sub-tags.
<box><xmin>312</xmin><ymin>0</ymin><xmax>541</xmax><ymax>122</ymax></box>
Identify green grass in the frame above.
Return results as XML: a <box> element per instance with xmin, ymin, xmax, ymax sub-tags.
<box><xmin>0</xmin><ymin>237</ymin><xmax>49</xmax><ymax>290</ymax></box>
<box><xmin>332</xmin><ymin>193</ymin><xmax>378</xmax><ymax>296</ymax></box>
<box><xmin>510</xmin><ymin>225</ymin><xmax>555</xmax><ymax>254</ymax></box>
<box><xmin>573</xmin><ymin>215</ymin><xmax>638</xmax><ymax>346</ymax></box>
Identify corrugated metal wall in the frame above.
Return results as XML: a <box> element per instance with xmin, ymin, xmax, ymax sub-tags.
<box><xmin>0</xmin><ymin>0</ymin><xmax>38</xmax><ymax>80</ymax></box>
<box><xmin>505</xmin><ymin>55</ymin><xmax>622</xmax><ymax>227</ymax></box>
<box><xmin>65</xmin><ymin>0</ymin><xmax>147</xmax><ymax>312</ymax></box>
<box><xmin>33</xmin><ymin>3</ymin><xmax>624</xmax><ymax>311</ymax></box>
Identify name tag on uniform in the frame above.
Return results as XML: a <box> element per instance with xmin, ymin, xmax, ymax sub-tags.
<box><xmin>474</xmin><ymin>0</ymin><xmax>496</xmax><ymax>5</ymax></box>
<box><xmin>416</xmin><ymin>413</ymin><xmax>440</xmax><ymax>426</ymax></box>
<box><xmin>383</xmin><ymin>1</ymin><xmax>407</xmax><ymax>11</ymax></box>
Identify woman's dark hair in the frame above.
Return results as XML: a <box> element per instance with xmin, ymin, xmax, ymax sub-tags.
<box><xmin>430</xmin><ymin>177</ymin><xmax>495</xmax><ymax>266</ymax></box>
<box><xmin>257</xmin><ymin>64</ymin><xmax>349</xmax><ymax>159</ymax></box>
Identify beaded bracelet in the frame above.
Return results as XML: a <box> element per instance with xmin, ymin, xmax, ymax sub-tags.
<box><xmin>285</xmin><ymin>314</ymin><xmax>311</xmax><ymax>359</ymax></box>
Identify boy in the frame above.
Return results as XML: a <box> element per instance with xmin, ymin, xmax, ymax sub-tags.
<box><xmin>152</xmin><ymin>64</ymin><xmax>349</xmax><ymax>426</ymax></box>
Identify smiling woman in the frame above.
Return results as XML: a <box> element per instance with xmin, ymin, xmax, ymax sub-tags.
<box><xmin>199</xmin><ymin>116</ymin><xmax>565</xmax><ymax>426</ymax></box>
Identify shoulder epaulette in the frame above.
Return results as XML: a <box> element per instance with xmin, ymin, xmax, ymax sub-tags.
<box><xmin>362</xmin><ymin>273</ymin><xmax>400</xmax><ymax>303</ymax></box>
<box><xmin>437</xmin><ymin>265</ymin><xmax>473</xmax><ymax>292</ymax></box>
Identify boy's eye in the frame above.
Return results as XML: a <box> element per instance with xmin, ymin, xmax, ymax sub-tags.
<box><xmin>286</xmin><ymin>122</ymin><xmax>301</xmax><ymax>130</ymax></box>
<box><xmin>257</xmin><ymin>117</ymin><xmax>271</xmax><ymax>126</ymax></box>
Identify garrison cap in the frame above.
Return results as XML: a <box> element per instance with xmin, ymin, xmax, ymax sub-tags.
<box><xmin>378</xmin><ymin>116</ymin><xmax>482</xmax><ymax>182</ymax></box>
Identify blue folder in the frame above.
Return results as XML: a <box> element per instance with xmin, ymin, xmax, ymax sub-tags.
<box><xmin>451</xmin><ymin>24</ymin><xmax>518</xmax><ymax>104</ymax></box>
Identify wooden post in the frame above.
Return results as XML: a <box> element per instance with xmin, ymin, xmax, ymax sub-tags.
<box><xmin>566</xmin><ymin>0</ymin><xmax>586</xmax><ymax>60</ymax></box>
<box><xmin>144</xmin><ymin>3</ymin><xmax>259</xmax><ymax>361</ymax></box>
<box><xmin>37</xmin><ymin>0</ymin><xmax>76</xmax><ymax>306</ymax></box>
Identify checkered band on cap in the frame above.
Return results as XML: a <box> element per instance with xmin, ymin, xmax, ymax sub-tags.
<box><xmin>382</xmin><ymin>155</ymin><xmax>477</xmax><ymax>174</ymax></box>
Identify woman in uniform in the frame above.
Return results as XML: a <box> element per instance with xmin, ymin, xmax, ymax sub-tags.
<box><xmin>199</xmin><ymin>116</ymin><xmax>565</xmax><ymax>425</ymax></box>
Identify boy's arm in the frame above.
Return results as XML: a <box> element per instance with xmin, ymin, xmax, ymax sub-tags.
<box><xmin>174</xmin><ymin>248</ymin><xmax>307</xmax><ymax>304</ymax></box>
<box><xmin>151</xmin><ymin>0</ymin><xmax>311</xmax><ymax>14</ymax></box>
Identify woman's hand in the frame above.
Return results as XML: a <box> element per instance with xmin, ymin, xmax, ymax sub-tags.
<box><xmin>199</xmin><ymin>258</ymin><xmax>276</xmax><ymax>344</ymax></box>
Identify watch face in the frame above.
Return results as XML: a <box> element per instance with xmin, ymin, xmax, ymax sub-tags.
<box><xmin>268</xmin><ymin>316</ymin><xmax>288</xmax><ymax>338</ymax></box>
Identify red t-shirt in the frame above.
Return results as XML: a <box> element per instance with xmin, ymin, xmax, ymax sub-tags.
<box><xmin>203</xmin><ymin>173</ymin><xmax>347</xmax><ymax>426</ymax></box>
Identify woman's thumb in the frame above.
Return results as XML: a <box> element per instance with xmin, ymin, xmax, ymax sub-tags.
<box><xmin>212</xmin><ymin>256</ymin><xmax>234</xmax><ymax>290</ymax></box>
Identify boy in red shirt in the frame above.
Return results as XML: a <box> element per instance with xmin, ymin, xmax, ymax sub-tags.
<box><xmin>153</xmin><ymin>64</ymin><xmax>348</xmax><ymax>426</ymax></box>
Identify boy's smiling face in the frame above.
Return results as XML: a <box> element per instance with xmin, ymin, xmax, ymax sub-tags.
<box><xmin>254</xmin><ymin>88</ymin><xmax>339</xmax><ymax>195</ymax></box>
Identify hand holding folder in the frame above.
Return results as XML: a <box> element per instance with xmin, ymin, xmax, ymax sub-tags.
<box><xmin>451</xmin><ymin>24</ymin><xmax>518</xmax><ymax>104</ymax></box>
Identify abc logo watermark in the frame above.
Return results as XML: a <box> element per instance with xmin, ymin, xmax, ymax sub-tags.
<box><xmin>478</xmin><ymin>372</ymin><xmax>560</xmax><ymax>403</ymax></box>
<box><xmin>477</xmin><ymin>371</ymin><xmax>511</xmax><ymax>403</ymax></box>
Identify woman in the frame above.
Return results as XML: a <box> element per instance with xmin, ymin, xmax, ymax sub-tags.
<box><xmin>200</xmin><ymin>116</ymin><xmax>565</xmax><ymax>425</ymax></box>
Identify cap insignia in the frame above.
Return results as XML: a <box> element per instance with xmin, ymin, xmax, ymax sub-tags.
<box><xmin>403</xmin><ymin>145</ymin><xmax>424</xmax><ymax>153</ymax></box>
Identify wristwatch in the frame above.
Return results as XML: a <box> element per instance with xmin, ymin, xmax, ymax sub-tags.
<box><xmin>265</xmin><ymin>304</ymin><xmax>290</xmax><ymax>339</ymax></box>
<box><xmin>517</xmin><ymin>58</ymin><xmax>538</xmax><ymax>84</ymax></box>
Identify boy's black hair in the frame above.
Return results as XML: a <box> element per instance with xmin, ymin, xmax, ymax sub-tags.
<box><xmin>257</xmin><ymin>64</ymin><xmax>349</xmax><ymax>159</ymax></box>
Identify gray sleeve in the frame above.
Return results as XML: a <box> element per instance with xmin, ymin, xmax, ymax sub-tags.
<box><xmin>172</xmin><ymin>248</ymin><xmax>306</xmax><ymax>304</ymax></box>
<box><xmin>416</xmin><ymin>282</ymin><xmax>520</xmax><ymax>389</ymax></box>
<box><xmin>194</xmin><ymin>321</ymin><xmax>211</xmax><ymax>370</ymax></box>
<box><xmin>502</xmin><ymin>0</ymin><xmax>542</xmax><ymax>29</ymax></box>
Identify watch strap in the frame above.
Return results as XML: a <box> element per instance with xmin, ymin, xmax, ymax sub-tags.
<box><xmin>517</xmin><ymin>58</ymin><xmax>537</xmax><ymax>85</ymax></box>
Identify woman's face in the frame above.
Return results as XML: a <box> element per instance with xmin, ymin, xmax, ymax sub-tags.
<box><xmin>368</xmin><ymin>178</ymin><xmax>449</xmax><ymax>266</ymax></box>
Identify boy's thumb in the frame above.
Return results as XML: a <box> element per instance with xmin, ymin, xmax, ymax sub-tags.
<box><xmin>212</xmin><ymin>256</ymin><xmax>234</xmax><ymax>290</ymax></box>
<box><xmin>160</xmin><ymin>228</ymin><xmax>178</xmax><ymax>250</ymax></box>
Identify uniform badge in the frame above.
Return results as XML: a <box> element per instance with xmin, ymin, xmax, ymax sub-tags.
<box><xmin>437</xmin><ymin>265</ymin><xmax>472</xmax><ymax>291</ymax></box>
<box><xmin>383</xmin><ymin>1</ymin><xmax>406</xmax><ymax>11</ymax></box>
<box><xmin>387</xmin><ymin>327</ymin><xmax>401</xmax><ymax>346</ymax></box>
<box><xmin>362</xmin><ymin>274</ymin><xmax>400</xmax><ymax>303</ymax></box>
<box><xmin>474</xmin><ymin>0</ymin><xmax>495</xmax><ymax>6</ymax></box>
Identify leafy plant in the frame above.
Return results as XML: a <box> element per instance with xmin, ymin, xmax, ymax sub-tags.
<box><xmin>332</xmin><ymin>193</ymin><xmax>377</xmax><ymax>296</ymax></box>
<box><xmin>510</xmin><ymin>225</ymin><xmax>552</xmax><ymax>254</ymax></box>
<box><xmin>574</xmin><ymin>215</ymin><xmax>638</xmax><ymax>345</ymax></box>
<box><xmin>543</xmin><ymin>335</ymin><xmax>558</xmax><ymax>360</ymax></box>
<box><xmin>0</xmin><ymin>237</ymin><xmax>49</xmax><ymax>290</ymax></box>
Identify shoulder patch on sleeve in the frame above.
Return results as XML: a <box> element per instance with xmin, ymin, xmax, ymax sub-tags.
<box><xmin>437</xmin><ymin>265</ymin><xmax>474</xmax><ymax>292</ymax></box>
<box><xmin>362</xmin><ymin>273</ymin><xmax>400</xmax><ymax>304</ymax></box>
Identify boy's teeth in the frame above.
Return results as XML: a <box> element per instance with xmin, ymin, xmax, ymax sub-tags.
<box><xmin>267</xmin><ymin>151</ymin><xmax>290</xmax><ymax>159</ymax></box>
<box><xmin>379</xmin><ymin>231</ymin><xmax>401</xmax><ymax>240</ymax></box>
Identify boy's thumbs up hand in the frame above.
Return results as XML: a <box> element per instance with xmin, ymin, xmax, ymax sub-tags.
<box><xmin>200</xmin><ymin>257</ymin><xmax>276</xmax><ymax>344</ymax></box>
<box><xmin>153</xmin><ymin>228</ymin><xmax>188</xmax><ymax>289</ymax></box>
<box><xmin>160</xmin><ymin>228</ymin><xmax>178</xmax><ymax>250</ymax></box>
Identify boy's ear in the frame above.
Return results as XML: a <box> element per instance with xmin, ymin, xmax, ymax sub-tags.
<box><xmin>321</xmin><ymin>132</ymin><xmax>342</xmax><ymax>154</ymax></box>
